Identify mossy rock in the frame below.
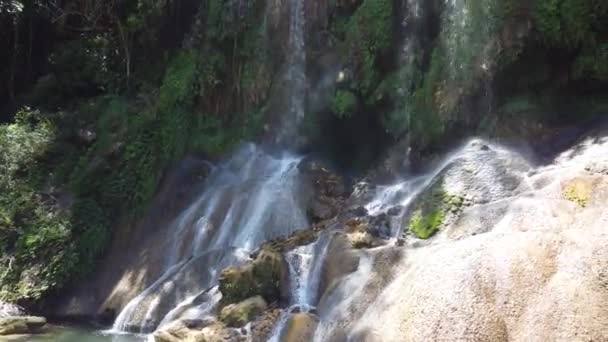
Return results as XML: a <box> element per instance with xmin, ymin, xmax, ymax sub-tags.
<box><xmin>219</xmin><ymin>247</ymin><xmax>288</xmax><ymax>306</ymax></box>
<box><xmin>405</xmin><ymin>178</ymin><xmax>469</xmax><ymax>239</ymax></box>
<box><xmin>219</xmin><ymin>296</ymin><xmax>267</xmax><ymax>328</ymax></box>
<box><xmin>408</xmin><ymin>209</ymin><xmax>444</xmax><ymax>239</ymax></box>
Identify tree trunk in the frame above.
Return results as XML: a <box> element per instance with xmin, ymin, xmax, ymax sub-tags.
<box><xmin>115</xmin><ymin>16</ymin><xmax>131</xmax><ymax>89</ymax></box>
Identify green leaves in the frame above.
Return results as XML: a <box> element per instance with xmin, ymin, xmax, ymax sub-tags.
<box><xmin>344</xmin><ymin>0</ymin><xmax>393</xmax><ymax>95</ymax></box>
<box><xmin>331</xmin><ymin>90</ymin><xmax>359</xmax><ymax>118</ymax></box>
<box><xmin>534</xmin><ymin>0</ymin><xmax>601</xmax><ymax>47</ymax></box>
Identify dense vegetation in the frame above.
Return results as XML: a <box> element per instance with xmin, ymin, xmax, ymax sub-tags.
<box><xmin>0</xmin><ymin>0</ymin><xmax>606</xmax><ymax>305</ymax></box>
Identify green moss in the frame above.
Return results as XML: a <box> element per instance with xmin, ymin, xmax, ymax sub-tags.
<box><xmin>408</xmin><ymin>209</ymin><xmax>444</xmax><ymax>239</ymax></box>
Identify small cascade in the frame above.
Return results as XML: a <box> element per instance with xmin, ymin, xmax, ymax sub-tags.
<box><xmin>112</xmin><ymin>144</ymin><xmax>308</xmax><ymax>333</ymax></box>
<box><xmin>442</xmin><ymin>0</ymin><xmax>497</xmax><ymax>81</ymax></box>
<box><xmin>312</xmin><ymin>253</ymin><xmax>375</xmax><ymax>342</ymax></box>
<box><xmin>267</xmin><ymin>235</ymin><xmax>331</xmax><ymax>341</ymax></box>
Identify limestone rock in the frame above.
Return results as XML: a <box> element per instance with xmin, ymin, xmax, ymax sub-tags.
<box><xmin>0</xmin><ymin>316</ymin><xmax>47</xmax><ymax>336</ymax></box>
<box><xmin>402</xmin><ymin>140</ymin><xmax>530</xmax><ymax>239</ymax></box>
<box><xmin>219</xmin><ymin>296</ymin><xmax>268</xmax><ymax>328</ymax></box>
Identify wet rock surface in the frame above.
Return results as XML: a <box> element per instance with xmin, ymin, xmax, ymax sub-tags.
<box><xmin>280</xmin><ymin>312</ymin><xmax>319</xmax><ymax>342</ymax></box>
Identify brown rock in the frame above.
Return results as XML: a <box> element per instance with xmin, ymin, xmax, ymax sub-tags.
<box><xmin>280</xmin><ymin>312</ymin><xmax>318</xmax><ymax>342</ymax></box>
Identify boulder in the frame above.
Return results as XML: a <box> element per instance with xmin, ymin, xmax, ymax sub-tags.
<box><xmin>0</xmin><ymin>316</ymin><xmax>47</xmax><ymax>336</ymax></box>
<box><xmin>219</xmin><ymin>296</ymin><xmax>268</xmax><ymax>328</ymax></box>
<box><xmin>280</xmin><ymin>312</ymin><xmax>319</xmax><ymax>342</ymax></box>
<box><xmin>219</xmin><ymin>247</ymin><xmax>289</xmax><ymax>305</ymax></box>
<box><xmin>153</xmin><ymin>319</ymin><xmax>243</xmax><ymax>342</ymax></box>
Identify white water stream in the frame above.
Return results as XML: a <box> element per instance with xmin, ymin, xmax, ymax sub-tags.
<box><xmin>111</xmin><ymin>144</ymin><xmax>308</xmax><ymax>333</ymax></box>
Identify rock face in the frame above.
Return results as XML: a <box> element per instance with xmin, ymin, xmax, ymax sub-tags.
<box><xmin>347</xmin><ymin>136</ymin><xmax>608</xmax><ymax>341</ymax></box>
<box><xmin>402</xmin><ymin>140</ymin><xmax>531</xmax><ymax>239</ymax></box>
<box><xmin>219</xmin><ymin>248</ymin><xmax>289</xmax><ymax>306</ymax></box>
<box><xmin>0</xmin><ymin>316</ymin><xmax>47</xmax><ymax>335</ymax></box>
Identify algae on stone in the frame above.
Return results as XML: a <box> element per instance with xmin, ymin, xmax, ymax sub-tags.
<box><xmin>409</xmin><ymin>209</ymin><xmax>445</xmax><ymax>239</ymax></box>
<box><xmin>405</xmin><ymin>178</ymin><xmax>469</xmax><ymax>239</ymax></box>
<box><xmin>562</xmin><ymin>178</ymin><xmax>593</xmax><ymax>208</ymax></box>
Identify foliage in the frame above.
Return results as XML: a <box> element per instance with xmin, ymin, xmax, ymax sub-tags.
<box><xmin>331</xmin><ymin>89</ymin><xmax>358</xmax><ymax>117</ymax></box>
<box><xmin>573</xmin><ymin>45</ymin><xmax>608</xmax><ymax>81</ymax></box>
<box><xmin>344</xmin><ymin>0</ymin><xmax>393</xmax><ymax>95</ymax></box>
<box><xmin>562</xmin><ymin>178</ymin><xmax>592</xmax><ymax>208</ymax></box>
<box><xmin>534</xmin><ymin>0</ymin><xmax>600</xmax><ymax>47</ymax></box>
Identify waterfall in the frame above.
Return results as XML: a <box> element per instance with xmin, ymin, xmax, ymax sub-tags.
<box><xmin>111</xmin><ymin>144</ymin><xmax>308</xmax><ymax>333</ymax></box>
<box><xmin>277</xmin><ymin>0</ymin><xmax>306</xmax><ymax>143</ymax></box>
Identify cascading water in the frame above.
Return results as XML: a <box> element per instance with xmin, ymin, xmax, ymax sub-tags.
<box><xmin>277</xmin><ymin>0</ymin><xmax>306</xmax><ymax>144</ymax></box>
<box><xmin>111</xmin><ymin>144</ymin><xmax>308</xmax><ymax>333</ymax></box>
<box><xmin>267</xmin><ymin>234</ymin><xmax>331</xmax><ymax>341</ymax></box>
<box><xmin>112</xmin><ymin>0</ymin><xmax>311</xmax><ymax>335</ymax></box>
<box><xmin>286</xmin><ymin>138</ymin><xmax>535</xmax><ymax>341</ymax></box>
